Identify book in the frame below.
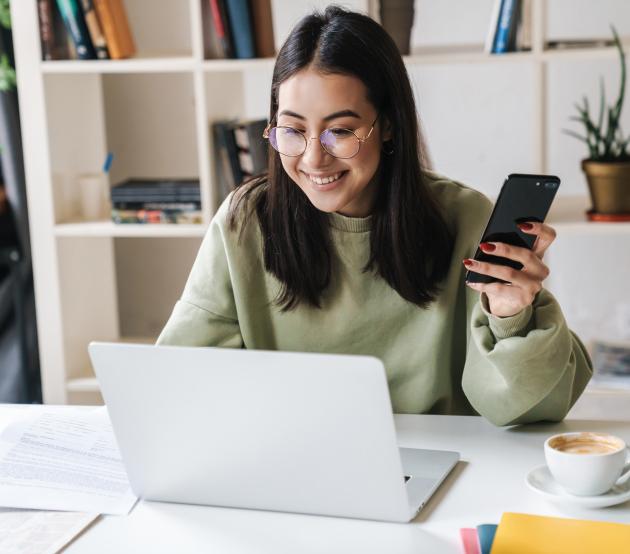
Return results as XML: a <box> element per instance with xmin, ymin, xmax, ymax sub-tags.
<box><xmin>78</xmin><ymin>0</ymin><xmax>109</xmax><ymax>59</ymax></box>
<box><xmin>250</xmin><ymin>0</ymin><xmax>275</xmax><ymax>58</ymax></box>
<box><xmin>459</xmin><ymin>523</ymin><xmax>497</xmax><ymax>554</ymax></box>
<box><xmin>547</xmin><ymin>39</ymin><xmax>613</xmax><ymax>50</ymax></box>
<box><xmin>37</xmin><ymin>0</ymin><xmax>56</xmax><ymax>60</ymax></box>
<box><xmin>201</xmin><ymin>0</ymin><xmax>221</xmax><ymax>59</ymax></box>
<box><xmin>233</xmin><ymin>118</ymin><xmax>268</xmax><ymax>177</ymax></box>
<box><xmin>93</xmin><ymin>0</ymin><xmax>136</xmax><ymax>59</ymax></box>
<box><xmin>515</xmin><ymin>0</ymin><xmax>532</xmax><ymax>51</ymax></box>
<box><xmin>492</xmin><ymin>0</ymin><xmax>520</xmax><ymax>54</ymax></box>
<box><xmin>212</xmin><ymin>120</ymin><xmax>243</xmax><ymax>201</ymax></box>
<box><xmin>53</xmin><ymin>3</ymin><xmax>75</xmax><ymax>59</ymax></box>
<box><xmin>490</xmin><ymin>512</ymin><xmax>630</xmax><ymax>553</ymax></box>
<box><xmin>476</xmin><ymin>524</ymin><xmax>497</xmax><ymax>554</ymax></box>
<box><xmin>111</xmin><ymin>208</ymin><xmax>202</xmax><ymax>224</ymax></box>
<box><xmin>459</xmin><ymin>528</ymin><xmax>481</xmax><ymax>554</ymax></box>
<box><xmin>208</xmin><ymin>0</ymin><xmax>234</xmax><ymax>58</ymax></box>
<box><xmin>484</xmin><ymin>0</ymin><xmax>503</xmax><ymax>54</ymax></box>
<box><xmin>112</xmin><ymin>201</ymin><xmax>201</xmax><ymax>210</ymax></box>
<box><xmin>55</xmin><ymin>0</ymin><xmax>96</xmax><ymax>59</ymax></box>
<box><xmin>212</xmin><ymin>122</ymin><xmax>235</xmax><ymax>201</ymax></box>
<box><xmin>38</xmin><ymin>1</ymin><xmax>73</xmax><ymax>60</ymax></box>
<box><xmin>110</xmin><ymin>179</ymin><xmax>201</xmax><ymax>203</ymax></box>
<box><xmin>224</xmin><ymin>0</ymin><xmax>255</xmax><ymax>59</ymax></box>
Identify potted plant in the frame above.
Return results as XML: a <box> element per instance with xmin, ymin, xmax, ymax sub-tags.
<box><xmin>565</xmin><ymin>27</ymin><xmax>630</xmax><ymax>216</ymax></box>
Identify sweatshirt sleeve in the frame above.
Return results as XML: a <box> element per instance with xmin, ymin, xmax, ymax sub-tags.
<box><xmin>461</xmin><ymin>286</ymin><xmax>593</xmax><ymax>426</ymax></box>
<box><xmin>156</xmin><ymin>199</ymin><xmax>243</xmax><ymax>348</ymax></box>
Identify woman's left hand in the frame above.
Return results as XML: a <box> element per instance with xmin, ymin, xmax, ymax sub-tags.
<box><xmin>463</xmin><ymin>222</ymin><xmax>557</xmax><ymax>318</ymax></box>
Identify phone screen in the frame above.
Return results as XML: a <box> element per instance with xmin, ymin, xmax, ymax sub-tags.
<box><xmin>465</xmin><ymin>173</ymin><xmax>560</xmax><ymax>284</ymax></box>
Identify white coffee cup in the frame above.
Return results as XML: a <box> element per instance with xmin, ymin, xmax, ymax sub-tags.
<box><xmin>544</xmin><ymin>432</ymin><xmax>630</xmax><ymax>496</ymax></box>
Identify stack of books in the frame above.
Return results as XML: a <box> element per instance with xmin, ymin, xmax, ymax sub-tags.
<box><xmin>212</xmin><ymin>118</ymin><xmax>268</xmax><ymax>203</ymax></box>
<box><xmin>37</xmin><ymin>0</ymin><xmax>135</xmax><ymax>60</ymax></box>
<box><xmin>591</xmin><ymin>339</ymin><xmax>630</xmax><ymax>389</ymax></box>
<box><xmin>203</xmin><ymin>0</ymin><xmax>275</xmax><ymax>59</ymax></box>
<box><xmin>110</xmin><ymin>179</ymin><xmax>202</xmax><ymax>224</ymax></box>
<box><xmin>485</xmin><ymin>0</ymin><xmax>531</xmax><ymax>54</ymax></box>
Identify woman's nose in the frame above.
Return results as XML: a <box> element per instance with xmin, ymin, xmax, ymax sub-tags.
<box><xmin>301</xmin><ymin>136</ymin><xmax>331</xmax><ymax>166</ymax></box>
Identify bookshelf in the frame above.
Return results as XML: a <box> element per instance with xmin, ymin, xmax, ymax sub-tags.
<box><xmin>10</xmin><ymin>0</ymin><xmax>630</xmax><ymax>404</ymax></box>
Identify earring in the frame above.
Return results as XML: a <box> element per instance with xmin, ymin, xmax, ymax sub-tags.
<box><xmin>382</xmin><ymin>141</ymin><xmax>395</xmax><ymax>155</ymax></box>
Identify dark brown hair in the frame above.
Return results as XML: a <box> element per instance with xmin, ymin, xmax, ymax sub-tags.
<box><xmin>229</xmin><ymin>5</ymin><xmax>453</xmax><ymax>311</ymax></box>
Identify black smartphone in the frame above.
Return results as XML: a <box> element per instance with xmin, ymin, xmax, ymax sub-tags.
<box><xmin>465</xmin><ymin>173</ymin><xmax>560</xmax><ymax>284</ymax></box>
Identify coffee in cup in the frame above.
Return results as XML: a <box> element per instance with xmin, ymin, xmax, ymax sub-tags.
<box><xmin>544</xmin><ymin>432</ymin><xmax>630</xmax><ymax>496</ymax></box>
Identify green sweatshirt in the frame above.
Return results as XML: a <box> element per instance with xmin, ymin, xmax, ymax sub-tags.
<box><xmin>157</xmin><ymin>171</ymin><xmax>592</xmax><ymax>426</ymax></box>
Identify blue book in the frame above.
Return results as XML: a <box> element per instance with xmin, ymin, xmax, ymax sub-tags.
<box><xmin>476</xmin><ymin>523</ymin><xmax>498</xmax><ymax>554</ymax></box>
<box><xmin>492</xmin><ymin>0</ymin><xmax>518</xmax><ymax>54</ymax></box>
<box><xmin>224</xmin><ymin>0</ymin><xmax>256</xmax><ymax>59</ymax></box>
<box><xmin>55</xmin><ymin>0</ymin><xmax>96</xmax><ymax>59</ymax></box>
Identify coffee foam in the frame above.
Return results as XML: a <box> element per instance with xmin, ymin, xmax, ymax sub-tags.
<box><xmin>549</xmin><ymin>433</ymin><xmax>623</xmax><ymax>455</ymax></box>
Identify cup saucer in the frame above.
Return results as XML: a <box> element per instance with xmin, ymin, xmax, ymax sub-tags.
<box><xmin>526</xmin><ymin>465</ymin><xmax>630</xmax><ymax>509</ymax></box>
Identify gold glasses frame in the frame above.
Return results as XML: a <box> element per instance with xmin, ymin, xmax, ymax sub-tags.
<box><xmin>262</xmin><ymin>114</ymin><xmax>379</xmax><ymax>159</ymax></box>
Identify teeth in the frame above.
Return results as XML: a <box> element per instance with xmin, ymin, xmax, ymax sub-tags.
<box><xmin>308</xmin><ymin>172</ymin><xmax>342</xmax><ymax>185</ymax></box>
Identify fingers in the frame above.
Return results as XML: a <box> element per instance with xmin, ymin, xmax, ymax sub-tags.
<box><xmin>464</xmin><ymin>256</ymin><xmax>548</xmax><ymax>286</ymax></box>
<box><xmin>477</xmin><ymin>242</ymin><xmax>550</xmax><ymax>281</ymax></box>
<box><xmin>517</xmin><ymin>222</ymin><xmax>557</xmax><ymax>258</ymax></box>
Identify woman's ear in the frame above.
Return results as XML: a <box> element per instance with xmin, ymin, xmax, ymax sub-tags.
<box><xmin>381</xmin><ymin>116</ymin><xmax>393</xmax><ymax>142</ymax></box>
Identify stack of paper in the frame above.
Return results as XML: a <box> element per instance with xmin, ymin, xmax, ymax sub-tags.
<box><xmin>0</xmin><ymin>405</ymin><xmax>138</xmax><ymax>552</ymax></box>
<box><xmin>0</xmin><ymin>406</ymin><xmax>137</xmax><ymax>515</ymax></box>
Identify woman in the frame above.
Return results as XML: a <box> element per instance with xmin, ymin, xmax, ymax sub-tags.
<box><xmin>158</xmin><ymin>6</ymin><xmax>592</xmax><ymax>426</ymax></box>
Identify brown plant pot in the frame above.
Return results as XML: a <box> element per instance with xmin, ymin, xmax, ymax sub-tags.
<box><xmin>581</xmin><ymin>159</ymin><xmax>630</xmax><ymax>214</ymax></box>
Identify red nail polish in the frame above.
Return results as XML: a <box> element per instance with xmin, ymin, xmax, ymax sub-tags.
<box><xmin>479</xmin><ymin>242</ymin><xmax>496</xmax><ymax>252</ymax></box>
<box><xmin>518</xmin><ymin>222</ymin><xmax>533</xmax><ymax>231</ymax></box>
<box><xmin>463</xmin><ymin>259</ymin><xmax>474</xmax><ymax>267</ymax></box>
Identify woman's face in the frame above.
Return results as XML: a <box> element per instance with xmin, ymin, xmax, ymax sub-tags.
<box><xmin>276</xmin><ymin>67</ymin><xmax>389</xmax><ymax>217</ymax></box>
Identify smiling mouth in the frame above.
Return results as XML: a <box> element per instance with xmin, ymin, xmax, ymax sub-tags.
<box><xmin>304</xmin><ymin>171</ymin><xmax>347</xmax><ymax>185</ymax></box>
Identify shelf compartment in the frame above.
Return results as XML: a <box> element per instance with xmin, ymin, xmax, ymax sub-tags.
<box><xmin>45</xmin><ymin>72</ymin><xmax>204</xmax><ymax>225</ymax></box>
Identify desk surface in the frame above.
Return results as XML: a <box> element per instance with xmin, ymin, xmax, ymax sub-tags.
<box><xmin>1</xmin><ymin>405</ymin><xmax>629</xmax><ymax>553</ymax></box>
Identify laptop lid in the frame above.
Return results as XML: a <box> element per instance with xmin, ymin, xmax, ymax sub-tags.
<box><xmin>89</xmin><ymin>343</ymin><xmax>412</xmax><ymax>522</ymax></box>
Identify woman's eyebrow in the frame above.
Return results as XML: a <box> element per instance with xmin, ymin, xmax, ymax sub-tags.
<box><xmin>278</xmin><ymin>109</ymin><xmax>361</xmax><ymax>121</ymax></box>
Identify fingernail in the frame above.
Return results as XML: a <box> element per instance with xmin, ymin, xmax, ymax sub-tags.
<box><xmin>479</xmin><ymin>242</ymin><xmax>495</xmax><ymax>252</ymax></box>
<box><xmin>518</xmin><ymin>222</ymin><xmax>533</xmax><ymax>231</ymax></box>
<box><xmin>463</xmin><ymin>259</ymin><xmax>474</xmax><ymax>267</ymax></box>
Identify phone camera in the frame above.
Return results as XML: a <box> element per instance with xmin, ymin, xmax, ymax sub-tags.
<box><xmin>536</xmin><ymin>182</ymin><xmax>541</xmax><ymax>186</ymax></box>
<box><xmin>544</xmin><ymin>182</ymin><xmax>557</xmax><ymax>189</ymax></box>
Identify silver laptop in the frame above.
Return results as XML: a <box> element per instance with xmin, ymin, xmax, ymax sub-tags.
<box><xmin>88</xmin><ymin>342</ymin><xmax>459</xmax><ymax>523</ymax></box>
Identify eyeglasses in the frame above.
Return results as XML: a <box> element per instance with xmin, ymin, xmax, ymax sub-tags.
<box><xmin>262</xmin><ymin>115</ymin><xmax>379</xmax><ymax>159</ymax></box>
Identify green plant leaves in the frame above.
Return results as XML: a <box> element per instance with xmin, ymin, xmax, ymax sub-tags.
<box><xmin>0</xmin><ymin>53</ymin><xmax>16</xmax><ymax>91</ymax></box>
<box><xmin>564</xmin><ymin>25</ymin><xmax>630</xmax><ymax>161</ymax></box>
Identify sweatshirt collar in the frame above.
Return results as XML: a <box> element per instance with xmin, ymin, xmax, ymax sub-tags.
<box><xmin>327</xmin><ymin>211</ymin><xmax>372</xmax><ymax>233</ymax></box>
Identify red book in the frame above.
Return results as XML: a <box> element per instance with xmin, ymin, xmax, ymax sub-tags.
<box><xmin>208</xmin><ymin>0</ymin><xmax>233</xmax><ymax>58</ymax></box>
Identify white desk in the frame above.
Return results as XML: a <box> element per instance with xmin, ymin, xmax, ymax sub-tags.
<box><xmin>1</xmin><ymin>405</ymin><xmax>629</xmax><ymax>553</ymax></box>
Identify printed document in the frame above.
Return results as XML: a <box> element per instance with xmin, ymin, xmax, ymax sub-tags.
<box><xmin>0</xmin><ymin>406</ymin><xmax>137</xmax><ymax>515</ymax></box>
<box><xmin>0</xmin><ymin>508</ymin><xmax>98</xmax><ymax>554</ymax></box>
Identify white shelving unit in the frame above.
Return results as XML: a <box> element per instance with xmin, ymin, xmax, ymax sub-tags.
<box><xmin>10</xmin><ymin>0</ymin><xmax>630</xmax><ymax>404</ymax></box>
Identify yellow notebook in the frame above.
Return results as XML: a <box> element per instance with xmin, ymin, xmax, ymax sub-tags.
<box><xmin>490</xmin><ymin>512</ymin><xmax>630</xmax><ymax>554</ymax></box>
